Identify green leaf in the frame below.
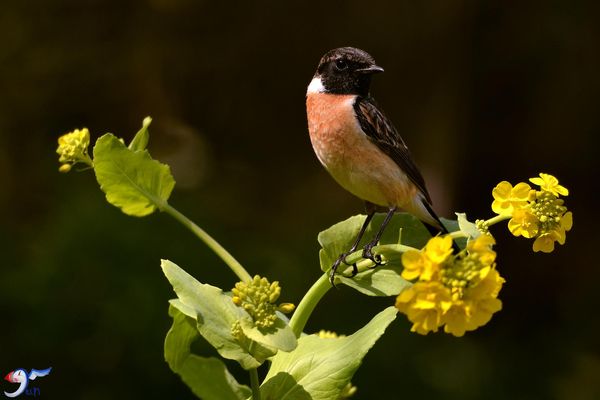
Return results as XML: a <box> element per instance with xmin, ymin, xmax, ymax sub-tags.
<box><xmin>239</xmin><ymin>313</ymin><xmax>297</xmax><ymax>352</ymax></box>
<box><xmin>392</xmin><ymin>213</ymin><xmax>432</xmax><ymax>249</ymax></box>
<box><xmin>162</xmin><ymin>260</ymin><xmax>291</xmax><ymax>369</ymax></box>
<box><xmin>128</xmin><ymin>116</ymin><xmax>152</xmax><ymax>151</ymax></box>
<box><xmin>93</xmin><ymin>133</ymin><xmax>175</xmax><ymax>217</ymax></box>
<box><xmin>260</xmin><ymin>306</ymin><xmax>398</xmax><ymax>400</ymax></box>
<box><xmin>318</xmin><ymin>213</ymin><xmax>432</xmax><ymax>273</ymax></box>
<box><xmin>318</xmin><ymin>214</ymin><xmax>367</xmax><ymax>274</ymax></box>
<box><xmin>337</xmin><ymin>264</ymin><xmax>412</xmax><ymax>296</ymax></box>
<box><xmin>165</xmin><ymin>306</ymin><xmax>251</xmax><ymax>400</ymax></box>
<box><xmin>318</xmin><ymin>213</ymin><xmax>429</xmax><ymax>295</ymax></box>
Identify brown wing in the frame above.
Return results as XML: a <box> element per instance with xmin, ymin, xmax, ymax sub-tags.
<box><xmin>353</xmin><ymin>96</ymin><xmax>432</xmax><ymax>204</ymax></box>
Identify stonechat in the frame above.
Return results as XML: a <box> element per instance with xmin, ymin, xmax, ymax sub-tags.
<box><xmin>306</xmin><ymin>47</ymin><xmax>452</xmax><ymax>284</ymax></box>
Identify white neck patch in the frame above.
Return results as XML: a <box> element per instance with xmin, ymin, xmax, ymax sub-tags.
<box><xmin>306</xmin><ymin>77</ymin><xmax>325</xmax><ymax>94</ymax></box>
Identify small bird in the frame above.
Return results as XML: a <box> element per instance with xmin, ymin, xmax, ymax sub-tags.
<box><xmin>306</xmin><ymin>47</ymin><xmax>452</xmax><ymax>284</ymax></box>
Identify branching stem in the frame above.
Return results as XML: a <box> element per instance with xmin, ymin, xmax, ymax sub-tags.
<box><xmin>162</xmin><ymin>203</ymin><xmax>252</xmax><ymax>282</ymax></box>
<box><xmin>289</xmin><ymin>273</ymin><xmax>331</xmax><ymax>337</ymax></box>
<box><xmin>485</xmin><ymin>214</ymin><xmax>511</xmax><ymax>226</ymax></box>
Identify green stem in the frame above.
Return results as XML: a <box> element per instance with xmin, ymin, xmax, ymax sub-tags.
<box><xmin>485</xmin><ymin>214</ymin><xmax>511</xmax><ymax>226</ymax></box>
<box><xmin>449</xmin><ymin>230</ymin><xmax>469</xmax><ymax>239</ymax></box>
<box><xmin>288</xmin><ymin>243</ymin><xmax>414</xmax><ymax>337</ymax></box>
<box><xmin>249</xmin><ymin>368</ymin><xmax>261</xmax><ymax>400</ymax></box>
<box><xmin>289</xmin><ymin>273</ymin><xmax>331</xmax><ymax>337</ymax></box>
<box><xmin>162</xmin><ymin>203</ymin><xmax>252</xmax><ymax>282</ymax></box>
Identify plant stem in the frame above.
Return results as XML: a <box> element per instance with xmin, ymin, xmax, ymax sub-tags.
<box><xmin>249</xmin><ymin>368</ymin><xmax>261</xmax><ymax>400</ymax></box>
<box><xmin>162</xmin><ymin>203</ymin><xmax>252</xmax><ymax>282</ymax></box>
<box><xmin>485</xmin><ymin>214</ymin><xmax>511</xmax><ymax>226</ymax></box>
<box><xmin>289</xmin><ymin>273</ymin><xmax>331</xmax><ymax>337</ymax></box>
<box><xmin>449</xmin><ymin>230</ymin><xmax>469</xmax><ymax>239</ymax></box>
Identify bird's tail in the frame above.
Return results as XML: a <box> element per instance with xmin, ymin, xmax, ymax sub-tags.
<box><xmin>421</xmin><ymin>200</ymin><xmax>461</xmax><ymax>252</ymax></box>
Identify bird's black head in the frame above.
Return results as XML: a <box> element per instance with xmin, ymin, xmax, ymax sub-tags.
<box><xmin>308</xmin><ymin>47</ymin><xmax>384</xmax><ymax>97</ymax></box>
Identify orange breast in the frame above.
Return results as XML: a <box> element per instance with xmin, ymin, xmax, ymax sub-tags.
<box><xmin>306</xmin><ymin>92</ymin><xmax>422</xmax><ymax>214</ymax></box>
<box><xmin>306</xmin><ymin>93</ymin><xmax>358</xmax><ymax>167</ymax></box>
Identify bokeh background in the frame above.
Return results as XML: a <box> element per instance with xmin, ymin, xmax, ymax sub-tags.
<box><xmin>1</xmin><ymin>1</ymin><xmax>598</xmax><ymax>399</ymax></box>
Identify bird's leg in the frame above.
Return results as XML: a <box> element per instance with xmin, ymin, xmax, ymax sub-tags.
<box><xmin>329</xmin><ymin>211</ymin><xmax>375</xmax><ymax>285</ymax></box>
<box><xmin>362</xmin><ymin>206</ymin><xmax>397</xmax><ymax>266</ymax></box>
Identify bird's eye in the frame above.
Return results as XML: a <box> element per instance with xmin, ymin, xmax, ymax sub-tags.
<box><xmin>335</xmin><ymin>59</ymin><xmax>348</xmax><ymax>71</ymax></box>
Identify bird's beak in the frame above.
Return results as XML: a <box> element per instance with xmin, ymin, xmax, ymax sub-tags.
<box><xmin>357</xmin><ymin>65</ymin><xmax>384</xmax><ymax>74</ymax></box>
<box><xmin>5</xmin><ymin>372</ymin><xmax>13</xmax><ymax>382</ymax></box>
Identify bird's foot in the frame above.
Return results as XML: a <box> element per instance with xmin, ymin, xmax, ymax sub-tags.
<box><xmin>362</xmin><ymin>241</ymin><xmax>384</xmax><ymax>267</ymax></box>
<box><xmin>329</xmin><ymin>252</ymin><xmax>358</xmax><ymax>286</ymax></box>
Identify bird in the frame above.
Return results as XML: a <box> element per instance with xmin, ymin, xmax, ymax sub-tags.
<box><xmin>305</xmin><ymin>47</ymin><xmax>453</xmax><ymax>285</ymax></box>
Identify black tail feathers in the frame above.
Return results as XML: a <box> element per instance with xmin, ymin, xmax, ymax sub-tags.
<box><xmin>422</xmin><ymin>201</ymin><xmax>461</xmax><ymax>252</ymax></box>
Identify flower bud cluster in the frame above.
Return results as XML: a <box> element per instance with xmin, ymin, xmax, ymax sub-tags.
<box><xmin>56</xmin><ymin>128</ymin><xmax>93</xmax><ymax>172</ymax></box>
<box><xmin>232</xmin><ymin>275</ymin><xmax>295</xmax><ymax>329</ymax></box>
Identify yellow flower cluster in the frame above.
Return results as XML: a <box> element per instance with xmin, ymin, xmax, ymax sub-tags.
<box><xmin>395</xmin><ymin>235</ymin><xmax>504</xmax><ymax>337</ymax></box>
<box><xmin>492</xmin><ymin>173</ymin><xmax>572</xmax><ymax>253</ymax></box>
<box><xmin>56</xmin><ymin>128</ymin><xmax>93</xmax><ymax>172</ymax></box>
<box><xmin>232</xmin><ymin>275</ymin><xmax>295</xmax><ymax>329</ymax></box>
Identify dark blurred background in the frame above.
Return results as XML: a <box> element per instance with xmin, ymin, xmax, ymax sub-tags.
<box><xmin>1</xmin><ymin>1</ymin><xmax>598</xmax><ymax>399</ymax></box>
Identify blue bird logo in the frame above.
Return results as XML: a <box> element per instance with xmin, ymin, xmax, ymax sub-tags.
<box><xmin>3</xmin><ymin>368</ymin><xmax>51</xmax><ymax>398</ymax></box>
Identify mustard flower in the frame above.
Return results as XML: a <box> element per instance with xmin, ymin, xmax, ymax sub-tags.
<box><xmin>400</xmin><ymin>236</ymin><xmax>452</xmax><ymax>281</ymax></box>
<box><xmin>395</xmin><ymin>281</ymin><xmax>450</xmax><ymax>335</ymax></box>
<box><xmin>492</xmin><ymin>181</ymin><xmax>532</xmax><ymax>216</ymax></box>
<box><xmin>397</xmin><ymin>235</ymin><xmax>504</xmax><ymax>336</ymax></box>
<box><xmin>508</xmin><ymin>208</ymin><xmax>539</xmax><ymax>238</ymax></box>
<box><xmin>492</xmin><ymin>173</ymin><xmax>572</xmax><ymax>253</ymax></box>
<box><xmin>529</xmin><ymin>173</ymin><xmax>569</xmax><ymax>197</ymax></box>
<box><xmin>532</xmin><ymin>211</ymin><xmax>573</xmax><ymax>253</ymax></box>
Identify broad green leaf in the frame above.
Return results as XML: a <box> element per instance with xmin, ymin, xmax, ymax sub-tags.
<box><xmin>165</xmin><ymin>306</ymin><xmax>251</xmax><ymax>400</ymax></box>
<box><xmin>318</xmin><ymin>213</ymin><xmax>430</xmax><ymax>273</ymax></box>
<box><xmin>318</xmin><ymin>214</ymin><xmax>367</xmax><ymax>273</ymax></box>
<box><xmin>260</xmin><ymin>307</ymin><xmax>398</xmax><ymax>400</ymax></box>
<box><xmin>392</xmin><ymin>213</ymin><xmax>432</xmax><ymax>249</ymax></box>
<box><xmin>128</xmin><ymin>116</ymin><xmax>152</xmax><ymax>151</ymax></box>
<box><xmin>319</xmin><ymin>213</ymin><xmax>430</xmax><ymax>295</ymax></box>
<box><xmin>162</xmin><ymin>260</ymin><xmax>290</xmax><ymax>369</ymax></box>
<box><xmin>337</xmin><ymin>265</ymin><xmax>412</xmax><ymax>296</ymax></box>
<box><xmin>93</xmin><ymin>133</ymin><xmax>175</xmax><ymax>216</ymax></box>
<box><xmin>239</xmin><ymin>313</ymin><xmax>297</xmax><ymax>352</ymax></box>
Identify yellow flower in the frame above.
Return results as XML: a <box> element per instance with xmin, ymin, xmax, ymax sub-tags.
<box><xmin>400</xmin><ymin>250</ymin><xmax>428</xmax><ymax>281</ymax></box>
<box><xmin>467</xmin><ymin>234</ymin><xmax>497</xmax><ymax>265</ymax></box>
<box><xmin>492</xmin><ymin>181</ymin><xmax>532</xmax><ymax>215</ymax></box>
<box><xmin>532</xmin><ymin>211</ymin><xmax>573</xmax><ymax>253</ymax></box>
<box><xmin>442</xmin><ymin>267</ymin><xmax>504</xmax><ymax>336</ymax></box>
<box><xmin>401</xmin><ymin>236</ymin><xmax>452</xmax><ymax>281</ymax></box>
<box><xmin>508</xmin><ymin>208</ymin><xmax>539</xmax><ymax>238</ymax></box>
<box><xmin>529</xmin><ymin>173</ymin><xmax>569</xmax><ymax>197</ymax></box>
<box><xmin>424</xmin><ymin>236</ymin><xmax>454</xmax><ymax>263</ymax></box>
<box><xmin>397</xmin><ymin>235</ymin><xmax>504</xmax><ymax>336</ymax></box>
<box><xmin>395</xmin><ymin>281</ymin><xmax>451</xmax><ymax>335</ymax></box>
<box><xmin>491</xmin><ymin>173</ymin><xmax>572</xmax><ymax>253</ymax></box>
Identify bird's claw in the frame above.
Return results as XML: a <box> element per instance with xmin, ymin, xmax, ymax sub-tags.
<box><xmin>362</xmin><ymin>243</ymin><xmax>384</xmax><ymax>267</ymax></box>
<box><xmin>329</xmin><ymin>253</ymin><xmax>358</xmax><ymax>286</ymax></box>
